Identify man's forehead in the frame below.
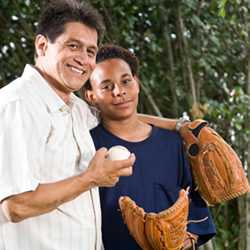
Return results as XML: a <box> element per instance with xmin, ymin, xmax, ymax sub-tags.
<box><xmin>58</xmin><ymin>21</ymin><xmax>98</xmax><ymax>47</ymax></box>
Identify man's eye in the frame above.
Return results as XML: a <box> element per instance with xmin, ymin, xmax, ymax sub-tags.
<box><xmin>87</xmin><ymin>49</ymin><xmax>96</xmax><ymax>58</ymax></box>
<box><xmin>68</xmin><ymin>43</ymin><xmax>79</xmax><ymax>50</ymax></box>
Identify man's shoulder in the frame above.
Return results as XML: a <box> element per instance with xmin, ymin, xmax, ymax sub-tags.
<box><xmin>72</xmin><ymin>96</ymin><xmax>99</xmax><ymax>129</ymax></box>
<box><xmin>0</xmin><ymin>77</ymin><xmax>27</xmax><ymax>108</ymax></box>
<box><xmin>72</xmin><ymin>94</ymin><xmax>90</xmax><ymax>112</ymax></box>
<box><xmin>0</xmin><ymin>64</ymin><xmax>39</xmax><ymax>104</ymax></box>
<box><xmin>72</xmin><ymin>96</ymin><xmax>93</xmax><ymax>119</ymax></box>
<box><xmin>0</xmin><ymin>75</ymin><xmax>50</xmax><ymax>125</ymax></box>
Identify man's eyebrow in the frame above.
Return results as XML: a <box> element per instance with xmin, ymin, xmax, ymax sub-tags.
<box><xmin>88</xmin><ymin>45</ymin><xmax>98</xmax><ymax>51</ymax></box>
<box><xmin>65</xmin><ymin>38</ymin><xmax>81</xmax><ymax>44</ymax></box>
<box><xmin>65</xmin><ymin>39</ymin><xmax>98</xmax><ymax>51</ymax></box>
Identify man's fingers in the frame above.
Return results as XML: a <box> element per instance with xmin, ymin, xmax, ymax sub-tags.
<box><xmin>95</xmin><ymin>147</ymin><xmax>108</xmax><ymax>158</ymax></box>
<box><xmin>90</xmin><ymin>147</ymin><xmax>108</xmax><ymax>165</ymax></box>
<box><xmin>114</xmin><ymin>153</ymin><xmax>136</xmax><ymax>169</ymax></box>
<box><xmin>108</xmin><ymin>177</ymin><xmax>119</xmax><ymax>187</ymax></box>
<box><xmin>111</xmin><ymin>153</ymin><xmax>135</xmax><ymax>176</ymax></box>
<box><xmin>118</xmin><ymin>167</ymin><xmax>133</xmax><ymax>176</ymax></box>
<box><xmin>130</xmin><ymin>153</ymin><xmax>136</xmax><ymax>164</ymax></box>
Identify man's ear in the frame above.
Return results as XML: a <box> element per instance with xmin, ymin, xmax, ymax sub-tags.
<box><xmin>84</xmin><ymin>89</ymin><xmax>97</xmax><ymax>106</ymax></box>
<box><xmin>35</xmin><ymin>34</ymin><xmax>48</xmax><ymax>57</ymax></box>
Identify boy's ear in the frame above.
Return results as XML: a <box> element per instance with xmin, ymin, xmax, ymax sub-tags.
<box><xmin>134</xmin><ymin>75</ymin><xmax>140</xmax><ymax>92</ymax></box>
<box><xmin>84</xmin><ymin>89</ymin><xmax>97</xmax><ymax>106</ymax></box>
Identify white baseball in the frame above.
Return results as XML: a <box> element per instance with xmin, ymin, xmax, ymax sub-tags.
<box><xmin>107</xmin><ymin>145</ymin><xmax>131</xmax><ymax>161</ymax></box>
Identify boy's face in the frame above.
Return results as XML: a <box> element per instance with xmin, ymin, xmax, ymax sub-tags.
<box><xmin>35</xmin><ymin>21</ymin><xmax>98</xmax><ymax>95</ymax></box>
<box><xmin>88</xmin><ymin>58</ymin><xmax>139</xmax><ymax>121</ymax></box>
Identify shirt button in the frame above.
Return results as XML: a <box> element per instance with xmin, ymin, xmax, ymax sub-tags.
<box><xmin>59</xmin><ymin>106</ymin><xmax>69</xmax><ymax>112</ymax></box>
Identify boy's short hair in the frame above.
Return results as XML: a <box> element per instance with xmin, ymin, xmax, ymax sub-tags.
<box><xmin>84</xmin><ymin>44</ymin><xmax>139</xmax><ymax>91</ymax></box>
<box><xmin>96</xmin><ymin>44</ymin><xmax>139</xmax><ymax>76</ymax></box>
<box><xmin>36</xmin><ymin>0</ymin><xmax>105</xmax><ymax>44</ymax></box>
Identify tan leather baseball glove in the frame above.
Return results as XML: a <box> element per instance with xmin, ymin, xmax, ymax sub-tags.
<box><xmin>145</xmin><ymin>189</ymin><xmax>189</xmax><ymax>250</ymax></box>
<box><xmin>119</xmin><ymin>196</ymin><xmax>154</xmax><ymax>250</ymax></box>
<box><xmin>119</xmin><ymin>189</ymin><xmax>191</xmax><ymax>250</ymax></box>
<box><xmin>179</xmin><ymin>119</ymin><xmax>250</xmax><ymax>206</ymax></box>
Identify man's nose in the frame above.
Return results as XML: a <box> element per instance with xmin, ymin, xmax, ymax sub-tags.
<box><xmin>112</xmin><ymin>84</ymin><xmax>126</xmax><ymax>97</ymax></box>
<box><xmin>73</xmin><ymin>52</ymin><xmax>86</xmax><ymax>66</ymax></box>
<box><xmin>73</xmin><ymin>50</ymin><xmax>94</xmax><ymax>68</ymax></box>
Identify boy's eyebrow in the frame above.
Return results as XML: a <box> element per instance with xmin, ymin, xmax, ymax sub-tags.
<box><xmin>121</xmin><ymin>73</ymin><xmax>132</xmax><ymax>78</ymax></box>
<box><xmin>99</xmin><ymin>73</ymin><xmax>133</xmax><ymax>85</ymax></box>
<box><xmin>100</xmin><ymin>79</ymin><xmax>112</xmax><ymax>85</ymax></box>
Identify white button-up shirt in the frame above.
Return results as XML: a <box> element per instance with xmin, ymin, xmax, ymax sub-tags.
<box><xmin>0</xmin><ymin>65</ymin><xmax>102</xmax><ymax>250</ymax></box>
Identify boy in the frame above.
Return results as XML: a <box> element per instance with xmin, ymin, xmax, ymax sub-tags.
<box><xmin>85</xmin><ymin>44</ymin><xmax>216</xmax><ymax>250</ymax></box>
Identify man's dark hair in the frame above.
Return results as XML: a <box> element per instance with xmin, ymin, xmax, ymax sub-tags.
<box><xmin>84</xmin><ymin>44</ymin><xmax>139</xmax><ymax>91</ymax></box>
<box><xmin>36</xmin><ymin>0</ymin><xmax>105</xmax><ymax>44</ymax></box>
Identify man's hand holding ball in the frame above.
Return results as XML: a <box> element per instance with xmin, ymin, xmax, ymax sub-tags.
<box><xmin>107</xmin><ymin>146</ymin><xmax>133</xmax><ymax>176</ymax></box>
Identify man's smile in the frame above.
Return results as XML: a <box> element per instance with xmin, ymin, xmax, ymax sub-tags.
<box><xmin>67</xmin><ymin>64</ymin><xmax>87</xmax><ymax>76</ymax></box>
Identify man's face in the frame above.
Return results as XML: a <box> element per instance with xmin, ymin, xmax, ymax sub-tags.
<box><xmin>36</xmin><ymin>22</ymin><xmax>98</xmax><ymax>95</ymax></box>
<box><xmin>88</xmin><ymin>58</ymin><xmax>139</xmax><ymax>121</ymax></box>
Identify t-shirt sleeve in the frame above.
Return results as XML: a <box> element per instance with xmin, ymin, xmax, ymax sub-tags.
<box><xmin>0</xmin><ymin>101</ymin><xmax>39</xmax><ymax>201</ymax></box>
<box><xmin>180</xmin><ymin>148</ymin><xmax>216</xmax><ymax>245</ymax></box>
<box><xmin>188</xmin><ymin>190</ymin><xmax>216</xmax><ymax>246</ymax></box>
<box><xmin>177</xmin><ymin>141</ymin><xmax>216</xmax><ymax>246</ymax></box>
<box><xmin>177</xmin><ymin>139</ymin><xmax>192</xmax><ymax>188</ymax></box>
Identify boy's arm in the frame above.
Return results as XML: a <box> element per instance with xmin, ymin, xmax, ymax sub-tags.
<box><xmin>137</xmin><ymin>114</ymin><xmax>178</xmax><ymax>131</ymax></box>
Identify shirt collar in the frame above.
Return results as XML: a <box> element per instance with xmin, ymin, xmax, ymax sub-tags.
<box><xmin>22</xmin><ymin>64</ymin><xmax>76</xmax><ymax>113</ymax></box>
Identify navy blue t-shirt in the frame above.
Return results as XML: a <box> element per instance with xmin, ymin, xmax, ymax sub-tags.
<box><xmin>91</xmin><ymin>124</ymin><xmax>216</xmax><ymax>250</ymax></box>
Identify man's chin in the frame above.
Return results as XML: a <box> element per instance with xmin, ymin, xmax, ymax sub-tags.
<box><xmin>64</xmin><ymin>81</ymin><xmax>85</xmax><ymax>92</ymax></box>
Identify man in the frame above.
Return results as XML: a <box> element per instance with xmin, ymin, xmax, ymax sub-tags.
<box><xmin>85</xmin><ymin>45</ymin><xmax>216</xmax><ymax>250</ymax></box>
<box><xmin>0</xmin><ymin>2</ymin><xmax>136</xmax><ymax>250</ymax></box>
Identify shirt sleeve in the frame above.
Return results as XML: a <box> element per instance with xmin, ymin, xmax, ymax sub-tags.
<box><xmin>188</xmin><ymin>190</ymin><xmax>216</xmax><ymax>246</ymax></box>
<box><xmin>0</xmin><ymin>100</ymin><xmax>39</xmax><ymax>201</ymax></box>
<box><xmin>179</xmin><ymin>143</ymin><xmax>216</xmax><ymax>246</ymax></box>
<box><xmin>86</xmin><ymin>105</ymin><xmax>100</xmax><ymax>130</ymax></box>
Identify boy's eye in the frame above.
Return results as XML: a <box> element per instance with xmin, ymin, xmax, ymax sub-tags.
<box><xmin>102</xmin><ymin>83</ymin><xmax>113</xmax><ymax>91</ymax></box>
<box><xmin>123</xmin><ymin>78</ymin><xmax>131</xmax><ymax>84</ymax></box>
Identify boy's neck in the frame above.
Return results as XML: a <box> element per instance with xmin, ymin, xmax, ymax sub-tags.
<box><xmin>102</xmin><ymin>114</ymin><xmax>152</xmax><ymax>142</ymax></box>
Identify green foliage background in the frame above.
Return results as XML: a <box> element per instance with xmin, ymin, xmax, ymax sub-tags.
<box><xmin>1</xmin><ymin>0</ymin><xmax>250</xmax><ymax>249</ymax></box>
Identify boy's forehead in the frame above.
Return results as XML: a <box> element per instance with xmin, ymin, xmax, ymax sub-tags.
<box><xmin>96</xmin><ymin>58</ymin><xmax>131</xmax><ymax>73</ymax></box>
<box><xmin>90</xmin><ymin>58</ymin><xmax>131</xmax><ymax>84</ymax></box>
